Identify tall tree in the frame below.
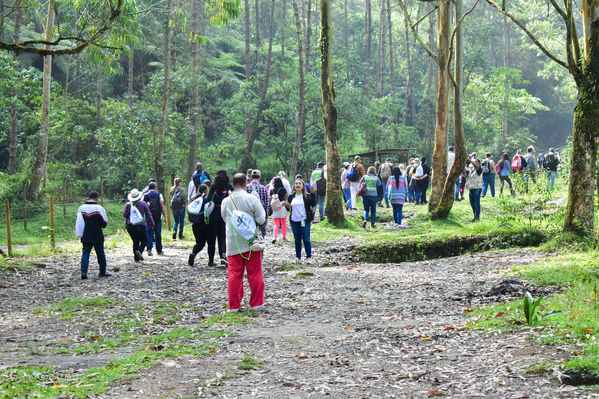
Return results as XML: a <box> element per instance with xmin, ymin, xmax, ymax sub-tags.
<box><xmin>486</xmin><ymin>0</ymin><xmax>599</xmax><ymax>235</ymax></box>
<box><xmin>28</xmin><ymin>1</ymin><xmax>55</xmax><ymax>201</ymax></box>
<box><xmin>8</xmin><ymin>1</ymin><xmax>22</xmax><ymax>175</ymax></box>
<box><xmin>281</xmin><ymin>0</ymin><xmax>286</xmax><ymax>60</ymax></box>
<box><xmin>96</xmin><ymin>63</ymin><xmax>103</xmax><ymax>130</ymax></box>
<box><xmin>128</xmin><ymin>54</ymin><xmax>134</xmax><ymax>107</ymax></box>
<box><xmin>377</xmin><ymin>0</ymin><xmax>386</xmax><ymax>97</ymax></box>
<box><xmin>291</xmin><ymin>0</ymin><xmax>306</xmax><ymax>177</ymax></box>
<box><xmin>501</xmin><ymin>0</ymin><xmax>509</xmax><ymax>140</ymax></box>
<box><xmin>364</xmin><ymin>0</ymin><xmax>372</xmax><ymax>90</ymax></box>
<box><xmin>240</xmin><ymin>0</ymin><xmax>276</xmax><ymax>172</ymax></box>
<box><xmin>305</xmin><ymin>0</ymin><xmax>312</xmax><ymax>72</ymax></box>
<box><xmin>157</xmin><ymin>0</ymin><xmax>173</xmax><ymax>193</ymax></box>
<box><xmin>386</xmin><ymin>0</ymin><xmax>395</xmax><ymax>95</ymax></box>
<box><xmin>319</xmin><ymin>0</ymin><xmax>344</xmax><ymax>225</ymax></box>
<box><xmin>188</xmin><ymin>0</ymin><xmax>203</xmax><ymax>178</ymax></box>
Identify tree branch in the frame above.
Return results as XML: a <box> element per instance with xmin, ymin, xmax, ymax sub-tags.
<box><xmin>485</xmin><ymin>0</ymin><xmax>568</xmax><ymax>69</ymax></box>
<box><xmin>396</xmin><ymin>0</ymin><xmax>438</xmax><ymax>63</ymax></box>
<box><xmin>447</xmin><ymin>0</ymin><xmax>479</xmax><ymax>88</ymax></box>
<box><xmin>0</xmin><ymin>0</ymin><xmax>124</xmax><ymax>56</ymax></box>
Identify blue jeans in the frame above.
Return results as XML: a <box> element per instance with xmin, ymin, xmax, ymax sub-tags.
<box><xmin>392</xmin><ymin>204</ymin><xmax>403</xmax><ymax>225</ymax></box>
<box><xmin>172</xmin><ymin>207</ymin><xmax>185</xmax><ymax>234</ymax></box>
<box><xmin>414</xmin><ymin>185</ymin><xmax>422</xmax><ymax>204</ymax></box>
<box><xmin>547</xmin><ymin>170</ymin><xmax>556</xmax><ymax>188</ymax></box>
<box><xmin>382</xmin><ymin>180</ymin><xmax>389</xmax><ymax>207</ymax></box>
<box><xmin>469</xmin><ymin>189</ymin><xmax>482</xmax><ymax>220</ymax></box>
<box><xmin>362</xmin><ymin>195</ymin><xmax>378</xmax><ymax>227</ymax></box>
<box><xmin>408</xmin><ymin>186</ymin><xmax>416</xmax><ymax>202</ymax></box>
<box><xmin>482</xmin><ymin>174</ymin><xmax>495</xmax><ymax>197</ymax></box>
<box><xmin>342</xmin><ymin>188</ymin><xmax>351</xmax><ymax>208</ymax></box>
<box><xmin>146</xmin><ymin>219</ymin><xmax>163</xmax><ymax>253</ymax></box>
<box><xmin>455</xmin><ymin>176</ymin><xmax>461</xmax><ymax>199</ymax></box>
<box><xmin>316</xmin><ymin>194</ymin><xmax>326</xmax><ymax>220</ymax></box>
<box><xmin>81</xmin><ymin>242</ymin><xmax>107</xmax><ymax>276</ymax></box>
<box><xmin>290</xmin><ymin>220</ymin><xmax>311</xmax><ymax>259</ymax></box>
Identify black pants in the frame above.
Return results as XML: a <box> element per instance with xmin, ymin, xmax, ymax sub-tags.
<box><xmin>212</xmin><ymin>207</ymin><xmax>226</xmax><ymax>259</ymax></box>
<box><xmin>192</xmin><ymin>221</ymin><xmax>216</xmax><ymax>263</ymax></box>
<box><xmin>126</xmin><ymin>224</ymin><xmax>147</xmax><ymax>260</ymax></box>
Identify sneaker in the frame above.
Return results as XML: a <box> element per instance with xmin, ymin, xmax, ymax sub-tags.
<box><xmin>208</xmin><ymin>261</ymin><xmax>217</xmax><ymax>267</ymax></box>
<box><xmin>362</xmin><ymin>221</ymin><xmax>367</xmax><ymax>228</ymax></box>
<box><xmin>251</xmin><ymin>304</ymin><xmax>265</xmax><ymax>311</ymax></box>
<box><xmin>220</xmin><ymin>258</ymin><xmax>228</xmax><ymax>266</ymax></box>
<box><xmin>294</xmin><ymin>258</ymin><xmax>301</xmax><ymax>265</ymax></box>
<box><xmin>188</xmin><ymin>253</ymin><xmax>196</xmax><ymax>266</ymax></box>
<box><xmin>147</xmin><ymin>250</ymin><xmax>153</xmax><ymax>256</ymax></box>
<box><xmin>179</xmin><ymin>234</ymin><xmax>185</xmax><ymax>240</ymax></box>
<box><xmin>271</xmin><ymin>238</ymin><xmax>277</xmax><ymax>244</ymax></box>
<box><xmin>99</xmin><ymin>272</ymin><xmax>111</xmax><ymax>277</ymax></box>
<box><xmin>135</xmin><ymin>250</ymin><xmax>144</xmax><ymax>261</ymax></box>
<box><xmin>157</xmin><ymin>251</ymin><xmax>163</xmax><ymax>255</ymax></box>
<box><xmin>81</xmin><ymin>274</ymin><xmax>88</xmax><ymax>280</ymax></box>
<box><xmin>306</xmin><ymin>258</ymin><xmax>312</xmax><ymax>265</ymax></box>
<box><xmin>172</xmin><ymin>232</ymin><xmax>176</xmax><ymax>240</ymax></box>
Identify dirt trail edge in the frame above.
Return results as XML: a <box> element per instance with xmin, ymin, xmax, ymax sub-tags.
<box><xmin>0</xmin><ymin>239</ymin><xmax>589</xmax><ymax>398</ymax></box>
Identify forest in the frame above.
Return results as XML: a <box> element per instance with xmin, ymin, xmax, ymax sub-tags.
<box><xmin>0</xmin><ymin>0</ymin><xmax>579</xmax><ymax>195</ymax></box>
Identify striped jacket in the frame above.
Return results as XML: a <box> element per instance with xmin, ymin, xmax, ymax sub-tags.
<box><xmin>75</xmin><ymin>201</ymin><xmax>108</xmax><ymax>243</ymax></box>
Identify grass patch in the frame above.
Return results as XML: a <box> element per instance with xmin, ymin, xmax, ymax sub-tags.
<box><xmin>524</xmin><ymin>361</ymin><xmax>553</xmax><ymax>374</ymax></box>
<box><xmin>35</xmin><ymin>296</ymin><xmax>120</xmax><ymax>320</ymax></box>
<box><xmin>281</xmin><ymin>263</ymin><xmax>306</xmax><ymax>271</ymax></box>
<box><xmin>468</xmin><ymin>249</ymin><xmax>599</xmax><ymax>380</ymax></box>
<box><xmin>0</xmin><ymin>257</ymin><xmax>39</xmax><ymax>274</ymax></box>
<box><xmin>237</xmin><ymin>354</ymin><xmax>262</xmax><ymax>370</ymax></box>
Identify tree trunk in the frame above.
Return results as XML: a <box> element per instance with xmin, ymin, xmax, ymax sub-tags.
<box><xmin>427</xmin><ymin>0</ymin><xmax>450</xmax><ymax>214</ymax></box>
<box><xmin>157</xmin><ymin>0</ymin><xmax>173</xmax><ymax>193</ymax></box>
<box><xmin>8</xmin><ymin>2</ymin><xmax>22</xmax><ymax>175</ymax></box>
<box><xmin>364</xmin><ymin>0</ymin><xmax>372</xmax><ymax>90</ymax></box>
<box><xmin>386</xmin><ymin>0</ymin><xmax>395</xmax><ymax>94</ymax></box>
<box><xmin>564</xmin><ymin>2</ymin><xmax>599</xmax><ymax>235</ymax></box>
<box><xmin>29</xmin><ymin>1</ymin><xmax>54</xmax><ymax>201</ymax></box>
<box><xmin>305</xmin><ymin>0</ymin><xmax>312</xmax><ymax>72</ymax></box>
<box><xmin>378</xmin><ymin>0</ymin><xmax>386</xmax><ymax>97</ymax></box>
<box><xmin>128</xmin><ymin>54</ymin><xmax>134</xmax><ymax>106</ymax></box>
<box><xmin>240</xmin><ymin>0</ymin><xmax>276</xmax><ymax>172</ymax></box>
<box><xmin>75</xmin><ymin>54</ymin><xmax>82</xmax><ymax>99</ymax></box>
<box><xmin>172</xmin><ymin>26</ymin><xmax>177</xmax><ymax>70</ymax></box>
<box><xmin>320</xmin><ymin>0</ymin><xmax>344</xmax><ymax>226</ymax></box>
<box><xmin>502</xmin><ymin>0</ymin><xmax>510</xmax><ymax>140</ymax></box>
<box><xmin>188</xmin><ymin>0</ymin><xmax>202</xmax><ymax>178</ymax></box>
<box><xmin>344</xmin><ymin>0</ymin><xmax>348</xmax><ymax>48</ymax></box>
<box><xmin>403</xmin><ymin>12</ymin><xmax>414</xmax><ymax>125</ymax></box>
<box><xmin>431</xmin><ymin>0</ymin><xmax>467</xmax><ymax>218</ymax></box>
<box><xmin>95</xmin><ymin>63</ymin><xmax>103</xmax><ymax>130</ymax></box>
<box><xmin>255</xmin><ymin>0</ymin><xmax>261</xmax><ymax>48</ymax></box>
<box><xmin>291</xmin><ymin>0</ymin><xmax>306</xmax><ymax>177</ymax></box>
<box><xmin>281</xmin><ymin>0</ymin><xmax>286</xmax><ymax>60</ymax></box>
<box><xmin>245</xmin><ymin>0</ymin><xmax>251</xmax><ymax>80</ymax></box>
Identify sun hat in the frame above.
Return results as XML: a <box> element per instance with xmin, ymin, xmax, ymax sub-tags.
<box><xmin>343</xmin><ymin>162</ymin><xmax>350</xmax><ymax>167</ymax></box>
<box><xmin>128</xmin><ymin>189</ymin><xmax>143</xmax><ymax>202</ymax></box>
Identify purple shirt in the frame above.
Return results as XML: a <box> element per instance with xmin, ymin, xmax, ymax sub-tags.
<box><xmin>123</xmin><ymin>201</ymin><xmax>155</xmax><ymax>228</ymax></box>
<box><xmin>246</xmin><ymin>180</ymin><xmax>270</xmax><ymax>215</ymax></box>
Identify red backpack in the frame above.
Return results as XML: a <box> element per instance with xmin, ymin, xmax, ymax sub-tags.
<box><xmin>511</xmin><ymin>156</ymin><xmax>522</xmax><ymax>170</ymax></box>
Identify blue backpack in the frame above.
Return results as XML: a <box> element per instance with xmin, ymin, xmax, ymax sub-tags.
<box><xmin>192</xmin><ymin>170</ymin><xmax>208</xmax><ymax>189</ymax></box>
<box><xmin>346</xmin><ymin>164</ymin><xmax>359</xmax><ymax>182</ymax></box>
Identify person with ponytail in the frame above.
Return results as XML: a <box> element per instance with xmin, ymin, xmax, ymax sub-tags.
<box><xmin>386</xmin><ymin>166</ymin><xmax>408</xmax><ymax>226</ymax></box>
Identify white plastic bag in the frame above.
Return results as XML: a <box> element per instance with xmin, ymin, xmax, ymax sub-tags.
<box><xmin>129</xmin><ymin>203</ymin><xmax>145</xmax><ymax>225</ymax></box>
<box><xmin>187</xmin><ymin>196</ymin><xmax>204</xmax><ymax>215</ymax></box>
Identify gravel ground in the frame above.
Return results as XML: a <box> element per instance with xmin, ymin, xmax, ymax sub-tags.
<box><xmin>0</xmin><ymin>228</ymin><xmax>595</xmax><ymax>398</ymax></box>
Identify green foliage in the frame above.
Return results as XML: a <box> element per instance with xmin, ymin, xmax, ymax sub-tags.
<box><xmin>523</xmin><ymin>292</ymin><xmax>544</xmax><ymax>326</ymax></box>
<box><xmin>237</xmin><ymin>354</ymin><xmax>262</xmax><ymax>370</ymax></box>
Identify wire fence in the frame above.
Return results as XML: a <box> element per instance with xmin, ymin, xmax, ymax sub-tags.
<box><xmin>1</xmin><ymin>189</ymin><xmax>174</xmax><ymax>257</ymax></box>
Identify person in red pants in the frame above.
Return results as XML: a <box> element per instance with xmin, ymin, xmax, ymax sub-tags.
<box><xmin>221</xmin><ymin>173</ymin><xmax>267</xmax><ymax>312</ymax></box>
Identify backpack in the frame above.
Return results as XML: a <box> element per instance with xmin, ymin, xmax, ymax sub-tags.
<box><xmin>481</xmin><ymin>160</ymin><xmax>491</xmax><ymax>176</ymax></box>
<box><xmin>145</xmin><ymin>191</ymin><xmax>162</xmax><ymax>222</ymax></box>
<box><xmin>544</xmin><ymin>153</ymin><xmax>558</xmax><ymax>170</ymax></box>
<box><xmin>228</xmin><ymin>195</ymin><xmax>263</xmax><ymax>259</ymax></box>
<box><xmin>495</xmin><ymin>161</ymin><xmax>503</xmax><ymax>175</ymax></box>
<box><xmin>379</xmin><ymin>163</ymin><xmax>392</xmax><ymax>180</ymax></box>
<box><xmin>129</xmin><ymin>203</ymin><xmax>145</xmax><ymax>225</ymax></box>
<box><xmin>316</xmin><ymin>177</ymin><xmax>326</xmax><ymax>196</ymax></box>
<box><xmin>524</xmin><ymin>153</ymin><xmax>536</xmax><ymax>170</ymax></box>
<box><xmin>270</xmin><ymin>194</ymin><xmax>283</xmax><ymax>212</ymax></box>
<box><xmin>171</xmin><ymin>187</ymin><xmax>183</xmax><ymax>209</ymax></box>
<box><xmin>192</xmin><ymin>170</ymin><xmax>208</xmax><ymax>188</ymax></box>
<box><xmin>511</xmin><ymin>156</ymin><xmax>522</xmax><ymax>170</ymax></box>
<box><xmin>347</xmin><ymin>164</ymin><xmax>359</xmax><ymax>182</ymax></box>
<box><xmin>537</xmin><ymin>153</ymin><xmax>544</xmax><ymax>165</ymax></box>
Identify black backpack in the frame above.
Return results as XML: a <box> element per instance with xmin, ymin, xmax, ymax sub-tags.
<box><xmin>171</xmin><ymin>187</ymin><xmax>183</xmax><ymax>209</ymax></box>
<box><xmin>544</xmin><ymin>154</ymin><xmax>559</xmax><ymax>170</ymax></box>
<box><xmin>316</xmin><ymin>177</ymin><xmax>326</xmax><ymax>196</ymax></box>
<box><xmin>145</xmin><ymin>191</ymin><xmax>162</xmax><ymax>222</ymax></box>
<box><xmin>481</xmin><ymin>160</ymin><xmax>491</xmax><ymax>175</ymax></box>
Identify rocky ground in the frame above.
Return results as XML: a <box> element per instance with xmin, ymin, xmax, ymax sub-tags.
<box><xmin>0</xmin><ymin>226</ymin><xmax>594</xmax><ymax>398</ymax></box>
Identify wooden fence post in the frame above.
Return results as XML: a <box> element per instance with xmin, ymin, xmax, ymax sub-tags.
<box><xmin>49</xmin><ymin>196</ymin><xmax>55</xmax><ymax>250</ymax></box>
<box><xmin>165</xmin><ymin>188</ymin><xmax>172</xmax><ymax>231</ymax></box>
<box><xmin>100</xmin><ymin>176</ymin><xmax>104</xmax><ymax>206</ymax></box>
<box><xmin>63</xmin><ymin>179</ymin><xmax>67</xmax><ymax>217</ymax></box>
<box><xmin>22</xmin><ymin>183</ymin><xmax>27</xmax><ymax>231</ymax></box>
<box><xmin>5</xmin><ymin>200</ymin><xmax>12</xmax><ymax>257</ymax></box>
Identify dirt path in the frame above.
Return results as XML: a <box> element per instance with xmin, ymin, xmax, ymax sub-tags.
<box><xmin>0</xmin><ymin>232</ymin><xmax>590</xmax><ymax>398</ymax></box>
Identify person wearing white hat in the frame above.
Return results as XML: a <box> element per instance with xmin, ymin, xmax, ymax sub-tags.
<box><xmin>123</xmin><ymin>189</ymin><xmax>155</xmax><ymax>262</ymax></box>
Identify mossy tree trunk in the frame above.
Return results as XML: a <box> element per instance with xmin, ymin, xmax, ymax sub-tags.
<box><xmin>28</xmin><ymin>0</ymin><xmax>54</xmax><ymax>201</ymax></box>
<box><xmin>427</xmin><ymin>0</ymin><xmax>450</xmax><ymax>214</ymax></box>
<box><xmin>320</xmin><ymin>0</ymin><xmax>344</xmax><ymax>226</ymax></box>
<box><xmin>290</xmin><ymin>0</ymin><xmax>306</xmax><ymax>178</ymax></box>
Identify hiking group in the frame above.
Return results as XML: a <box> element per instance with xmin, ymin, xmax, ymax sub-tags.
<box><xmin>75</xmin><ymin>149</ymin><xmax>560</xmax><ymax>310</ymax></box>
